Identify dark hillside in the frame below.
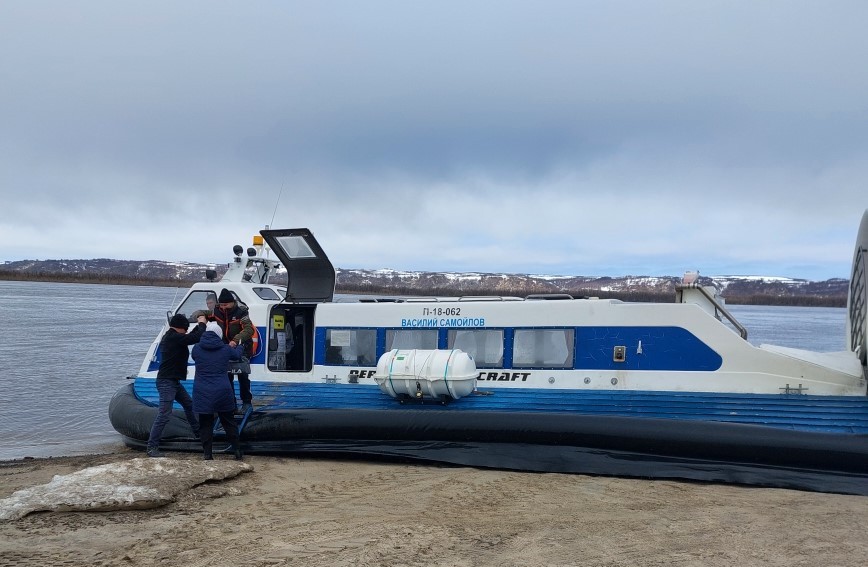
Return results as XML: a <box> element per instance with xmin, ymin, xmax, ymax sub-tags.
<box><xmin>0</xmin><ymin>260</ymin><xmax>849</xmax><ymax>306</ymax></box>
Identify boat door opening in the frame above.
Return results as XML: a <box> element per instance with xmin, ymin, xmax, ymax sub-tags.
<box><xmin>267</xmin><ymin>304</ymin><xmax>316</xmax><ymax>372</ymax></box>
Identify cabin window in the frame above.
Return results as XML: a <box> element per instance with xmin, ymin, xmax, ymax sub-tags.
<box><xmin>253</xmin><ymin>287</ymin><xmax>281</xmax><ymax>301</ymax></box>
<box><xmin>512</xmin><ymin>328</ymin><xmax>575</xmax><ymax>369</ymax></box>
<box><xmin>174</xmin><ymin>290</ymin><xmax>219</xmax><ymax>320</ymax></box>
<box><xmin>324</xmin><ymin>329</ymin><xmax>378</xmax><ymax>366</ymax></box>
<box><xmin>386</xmin><ymin>329</ymin><xmax>439</xmax><ymax>350</ymax></box>
<box><xmin>447</xmin><ymin>329</ymin><xmax>504</xmax><ymax>368</ymax></box>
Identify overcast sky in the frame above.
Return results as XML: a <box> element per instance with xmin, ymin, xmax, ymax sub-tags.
<box><xmin>1</xmin><ymin>1</ymin><xmax>866</xmax><ymax>280</ymax></box>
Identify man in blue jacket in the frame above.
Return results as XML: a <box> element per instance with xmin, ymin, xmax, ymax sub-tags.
<box><xmin>146</xmin><ymin>312</ymin><xmax>207</xmax><ymax>457</ymax></box>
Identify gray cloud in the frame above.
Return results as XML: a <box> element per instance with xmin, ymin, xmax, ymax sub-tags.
<box><xmin>1</xmin><ymin>1</ymin><xmax>866</xmax><ymax>280</ymax></box>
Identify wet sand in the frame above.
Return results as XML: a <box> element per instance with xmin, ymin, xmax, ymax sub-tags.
<box><xmin>1</xmin><ymin>449</ymin><xmax>867</xmax><ymax>566</ymax></box>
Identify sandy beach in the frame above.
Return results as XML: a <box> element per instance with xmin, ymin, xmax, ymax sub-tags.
<box><xmin>1</xmin><ymin>449</ymin><xmax>867</xmax><ymax>567</ymax></box>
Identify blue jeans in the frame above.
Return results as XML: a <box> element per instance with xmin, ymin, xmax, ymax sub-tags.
<box><xmin>147</xmin><ymin>378</ymin><xmax>200</xmax><ymax>449</ymax></box>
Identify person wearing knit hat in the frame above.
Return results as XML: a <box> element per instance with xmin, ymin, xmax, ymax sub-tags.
<box><xmin>212</xmin><ymin>287</ymin><xmax>257</xmax><ymax>413</ymax></box>
<box><xmin>146</xmin><ymin>310</ymin><xmax>208</xmax><ymax>458</ymax></box>
<box><xmin>169</xmin><ymin>313</ymin><xmax>191</xmax><ymax>329</ymax></box>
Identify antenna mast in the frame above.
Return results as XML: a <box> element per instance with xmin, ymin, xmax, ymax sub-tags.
<box><xmin>269</xmin><ymin>181</ymin><xmax>284</xmax><ymax>229</ymax></box>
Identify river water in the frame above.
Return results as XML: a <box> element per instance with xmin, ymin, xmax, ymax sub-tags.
<box><xmin>0</xmin><ymin>280</ymin><xmax>852</xmax><ymax>461</ymax></box>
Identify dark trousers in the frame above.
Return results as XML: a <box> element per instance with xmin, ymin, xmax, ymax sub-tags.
<box><xmin>228</xmin><ymin>372</ymin><xmax>252</xmax><ymax>404</ymax></box>
<box><xmin>199</xmin><ymin>412</ymin><xmax>239</xmax><ymax>457</ymax></box>
<box><xmin>147</xmin><ymin>378</ymin><xmax>200</xmax><ymax>449</ymax></box>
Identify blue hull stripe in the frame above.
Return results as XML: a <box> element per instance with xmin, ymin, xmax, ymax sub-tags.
<box><xmin>133</xmin><ymin>378</ymin><xmax>868</xmax><ymax>435</ymax></box>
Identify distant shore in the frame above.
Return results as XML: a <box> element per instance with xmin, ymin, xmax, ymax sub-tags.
<box><xmin>0</xmin><ymin>271</ymin><xmax>847</xmax><ymax>307</ymax></box>
<box><xmin>0</xmin><ymin>270</ymin><xmax>192</xmax><ymax>288</ymax></box>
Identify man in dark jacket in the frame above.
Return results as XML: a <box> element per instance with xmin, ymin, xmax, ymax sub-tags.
<box><xmin>213</xmin><ymin>288</ymin><xmax>256</xmax><ymax>413</ymax></box>
<box><xmin>146</xmin><ymin>312</ymin><xmax>207</xmax><ymax>457</ymax></box>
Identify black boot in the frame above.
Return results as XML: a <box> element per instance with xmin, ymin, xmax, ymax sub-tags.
<box><xmin>232</xmin><ymin>444</ymin><xmax>243</xmax><ymax>460</ymax></box>
<box><xmin>203</xmin><ymin>441</ymin><xmax>213</xmax><ymax>460</ymax></box>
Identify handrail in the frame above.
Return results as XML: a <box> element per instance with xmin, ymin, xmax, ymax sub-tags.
<box><xmin>677</xmin><ymin>283</ymin><xmax>748</xmax><ymax>340</ymax></box>
<box><xmin>850</xmin><ymin>246</ymin><xmax>866</xmax><ymax>363</ymax></box>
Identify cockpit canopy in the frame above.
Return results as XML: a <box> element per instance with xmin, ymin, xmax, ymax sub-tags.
<box><xmin>260</xmin><ymin>228</ymin><xmax>336</xmax><ymax>303</ymax></box>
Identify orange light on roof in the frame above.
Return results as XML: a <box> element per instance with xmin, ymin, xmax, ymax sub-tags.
<box><xmin>253</xmin><ymin>235</ymin><xmax>264</xmax><ymax>246</ymax></box>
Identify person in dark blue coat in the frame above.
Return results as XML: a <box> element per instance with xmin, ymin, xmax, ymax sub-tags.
<box><xmin>192</xmin><ymin>322</ymin><xmax>245</xmax><ymax>460</ymax></box>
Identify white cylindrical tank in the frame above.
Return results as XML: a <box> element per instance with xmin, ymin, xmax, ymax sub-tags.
<box><xmin>375</xmin><ymin>349</ymin><xmax>478</xmax><ymax>401</ymax></box>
